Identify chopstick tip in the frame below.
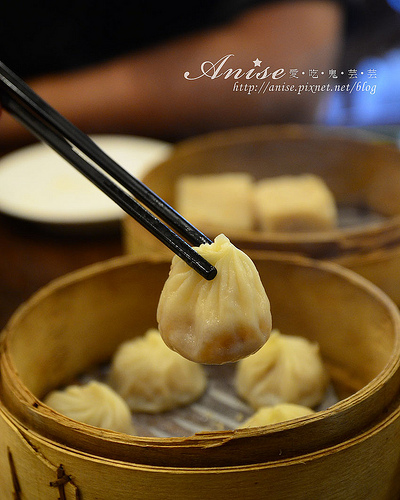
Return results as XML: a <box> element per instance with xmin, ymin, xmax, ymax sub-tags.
<box><xmin>205</xmin><ymin>266</ymin><xmax>218</xmax><ymax>281</ymax></box>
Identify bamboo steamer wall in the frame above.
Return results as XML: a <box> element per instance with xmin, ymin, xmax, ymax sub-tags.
<box><xmin>123</xmin><ymin>125</ymin><xmax>400</xmax><ymax>305</ymax></box>
<box><xmin>1</xmin><ymin>254</ymin><xmax>400</xmax><ymax>499</ymax></box>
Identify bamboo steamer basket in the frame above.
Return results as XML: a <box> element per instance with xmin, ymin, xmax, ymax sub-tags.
<box><xmin>1</xmin><ymin>254</ymin><xmax>400</xmax><ymax>499</ymax></box>
<box><xmin>123</xmin><ymin>124</ymin><xmax>400</xmax><ymax>305</ymax></box>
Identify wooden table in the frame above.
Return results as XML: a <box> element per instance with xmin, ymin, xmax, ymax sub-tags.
<box><xmin>0</xmin><ymin>213</ymin><xmax>123</xmax><ymax>331</ymax></box>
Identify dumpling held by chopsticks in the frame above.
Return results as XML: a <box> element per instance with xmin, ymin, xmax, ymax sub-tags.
<box><xmin>157</xmin><ymin>234</ymin><xmax>272</xmax><ymax>364</ymax></box>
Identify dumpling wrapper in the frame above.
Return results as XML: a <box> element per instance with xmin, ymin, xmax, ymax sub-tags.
<box><xmin>235</xmin><ymin>330</ymin><xmax>329</xmax><ymax>408</ymax></box>
<box><xmin>157</xmin><ymin>234</ymin><xmax>272</xmax><ymax>364</ymax></box>
<box><xmin>239</xmin><ymin>403</ymin><xmax>315</xmax><ymax>428</ymax></box>
<box><xmin>44</xmin><ymin>380</ymin><xmax>134</xmax><ymax>434</ymax></box>
<box><xmin>109</xmin><ymin>329</ymin><xmax>207</xmax><ymax>413</ymax></box>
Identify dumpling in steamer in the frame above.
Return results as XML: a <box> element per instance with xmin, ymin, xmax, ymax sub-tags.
<box><xmin>239</xmin><ymin>403</ymin><xmax>315</xmax><ymax>428</ymax></box>
<box><xmin>235</xmin><ymin>330</ymin><xmax>329</xmax><ymax>408</ymax></box>
<box><xmin>176</xmin><ymin>172</ymin><xmax>254</xmax><ymax>234</ymax></box>
<box><xmin>157</xmin><ymin>233</ymin><xmax>272</xmax><ymax>364</ymax></box>
<box><xmin>109</xmin><ymin>329</ymin><xmax>207</xmax><ymax>413</ymax></box>
<box><xmin>43</xmin><ymin>380</ymin><xmax>133</xmax><ymax>434</ymax></box>
<box><xmin>253</xmin><ymin>173</ymin><xmax>338</xmax><ymax>232</ymax></box>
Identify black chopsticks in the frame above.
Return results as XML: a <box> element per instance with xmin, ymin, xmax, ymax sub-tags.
<box><xmin>0</xmin><ymin>61</ymin><xmax>217</xmax><ymax>280</ymax></box>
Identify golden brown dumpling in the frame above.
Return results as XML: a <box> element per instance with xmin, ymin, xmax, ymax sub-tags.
<box><xmin>108</xmin><ymin>329</ymin><xmax>207</xmax><ymax>413</ymax></box>
<box><xmin>253</xmin><ymin>174</ymin><xmax>338</xmax><ymax>232</ymax></box>
<box><xmin>239</xmin><ymin>403</ymin><xmax>315</xmax><ymax>428</ymax></box>
<box><xmin>235</xmin><ymin>330</ymin><xmax>329</xmax><ymax>408</ymax></box>
<box><xmin>157</xmin><ymin>234</ymin><xmax>272</xmax><ymax>364</ymax></box>
<box><xmin>44</xmin><ymin>381</ymin><xmax>134</xmax><ymax>434</ymax></box>
<box><xmin>176</xmin><ymin>172</ymin><xmax>254</xmax><ymax>234</ymax></box>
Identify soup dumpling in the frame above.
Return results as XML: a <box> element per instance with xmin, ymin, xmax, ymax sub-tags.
<box><xmin>235</xmin><ymin>330</ymin><xmax>329</xmax><ymax>408</ymax></box>
<box><xmin>109</xmin><ymin>329</ymin><xmax>207</xmax><ymax>413</ymax></box>
<box><xmin>157</xmin><ymin>234</ymin><xmax>272</xmax><ymax>364</ymax></box>
<box><xmin>239</xmin><ymin>403</ymin><xmax>315</xmax><ymax>428</ymax></box>
<box><xmin>44</xmin><ymin>380</ymin><xmax>134</xmax><ymax>434</ymax></box>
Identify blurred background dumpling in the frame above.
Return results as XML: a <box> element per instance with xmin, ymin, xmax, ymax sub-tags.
<box><xmin>253</xmin><ymin>174</ymin><xmax>338</xmax><ymax>232</ymax></box>
<box><xmin>176</xmin><ymin>172</ymin><xmax>255</xmax><ymax>234</ymax></box>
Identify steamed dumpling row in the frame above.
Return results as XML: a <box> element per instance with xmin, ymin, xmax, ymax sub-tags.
<box><xmin>43</xmin><ymin>329</ymin><xmax>208</xmax><ymax>432</ymax></box>
<box><xmin>43</xmin><ymin>329</ymin><xmax>329</xmax><ymax>434</ymax></box>
<box><xmin>176</xmin><ymin>172</ymin><xmax>338</xmax><ymax>235</ymax></box>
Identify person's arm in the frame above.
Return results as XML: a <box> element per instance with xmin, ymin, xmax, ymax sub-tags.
<box><xmin>0</xmin><ymin>0</ymin><xmax>344</xmax><ymax>150</ymax></box>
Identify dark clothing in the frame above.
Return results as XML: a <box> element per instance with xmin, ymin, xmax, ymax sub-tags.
<box><xmin>1</xmin><ymin>0</ymin><xmax>268</xmax><ymax>78</ymax></box>
<box><xmin>1</xmin><ymin>0</ymin><xmax>386</xmax><ymax>80</ymax></box>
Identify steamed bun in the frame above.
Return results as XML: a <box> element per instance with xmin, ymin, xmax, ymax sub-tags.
<box><xmin>235</xmin><ymin>330</ymin><xmax>329</xmax><ymax>408</ymax></box>
<box><xmin>109</xmin><ymin>329</ymin><xmax>207</xmax><ymax>413</ymax></box>
<box><xmin>157</xmin><ymin>234</ymin><xmax>272</xmax><ymax>364</ymax></box>
<box><xmin>44</xmin><ymin>380</ymin><xmax>133</xmax><ymax>434</ymax></box>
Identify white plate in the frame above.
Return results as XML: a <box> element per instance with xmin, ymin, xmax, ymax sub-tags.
<box><xmin>0</xmin><ymin>135</ymin><xmax>172</xmax><ymax>225</ymax></box>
